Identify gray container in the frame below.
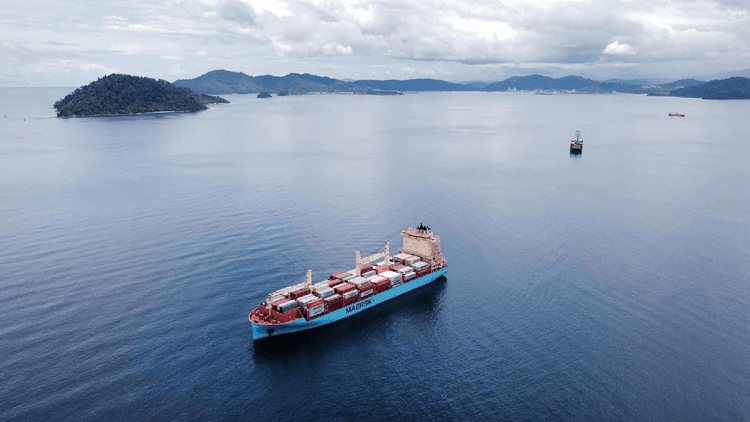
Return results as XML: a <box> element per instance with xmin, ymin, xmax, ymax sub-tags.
<box><xmin>313</xmin><ymin>286</ymin><xmax>336</xmax><ymax>298</ymax></box>
<box><xmin>411</xmin><ymin>262</ymin><xmax>429</xmax><ymax>271</ymax></box>
<box><xmin>404</xmin><ymin>272</ymin><xmax>416</xmax><ymax>281</ymax></box>
<box><xmin>308</xmin><ymin>304</ymin><xmax>325</xmax><ymax>317</ymax></box>
<box><xmin>404</xmin><ymin>256</ymin><xmax>420</xmax><ymax>266</ymax></box>
<box><xmin>349</xmin><ymin>277</ymin><xmax>369</xmax><ymax>288</ymax></box>
<box><xmin>278</xmin><ymin>300</ymin><xmax>299</xmax><ymax>313</ymax></box>
<box><xmin>296</xmin><ymin>294</ymin><xmax>318</xmax><ymax>307</ymax></box>
<box><xmin>362</xmin><ymin>270</ymin><xmax>376</xmax><ymax>278</ymax></box>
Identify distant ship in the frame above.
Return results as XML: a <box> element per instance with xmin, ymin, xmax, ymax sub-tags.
<box><xmin>570</xmin><ymin>130</ymin><xmax>583</xmax><ymax>154</ymax></box>
<box><xmin>668</xmin><ymin>113</ymin><xmax>685</xmax><ymax>117</ymax></box>
<box><xmin>248</xmin><ymin>225</ymin><xmax>448</xmax><ymax>340</ymax></box>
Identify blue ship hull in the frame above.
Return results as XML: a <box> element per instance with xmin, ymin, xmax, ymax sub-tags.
<box><xmin>251</xmin><ymin>268</ymin><xmax>448</xmax><ymax>340</ymax></box>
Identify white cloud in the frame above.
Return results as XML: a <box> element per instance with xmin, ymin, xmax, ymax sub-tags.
<box><xmin>603</xmin><ymin>41</ymin><xmax>636</xmax><ymax>55</ymax></box>
<box><xmin>2</xmin><ymin>0</ymin><xmax>750</xmax><ymax>85</ymax></box>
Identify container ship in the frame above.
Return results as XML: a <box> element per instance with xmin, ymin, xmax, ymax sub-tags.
<box><xmin>248</xmin><ymin>224</ymin><xmax>448</xmax><ymax>340</ymax></box>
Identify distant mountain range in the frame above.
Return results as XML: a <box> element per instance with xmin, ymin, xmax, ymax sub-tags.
<box><xmin>174</xmin><ymin>70</ymin><xmax>750</xmax><ymax>99</ymax></box>
<box><xmin>174</xmin><ymin>70</ymin><xmax>401</xmax><ymax>95</ymax></box>
<box><xmin>668</xmin><ymin>77</ymin><xmax>750</xmax><ymax>99</ymax></box>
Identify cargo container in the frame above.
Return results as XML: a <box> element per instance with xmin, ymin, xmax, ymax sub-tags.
<box><xmin>325</xmin><ymin>294</ymin><xmax>344</xmax><ymax>312</ymax></box>
<box><xmin>367</xmin><ymin>275</ymin><xmax>387</xmax><ymax>284</ymax></box>
<box><xmin>360</xmin><ymin>265</ymin><xmax>373</xmax><ymax>274</ymax></box>
<box><xmin>296</xmin><ymin>294</ymin><xmax>318</xmax><ymax>308</ymax></box>
<box><xmin>307</xmin><ymin>304</ymin><xmax>325</xmax><ymax>318</ymax></box>
<box><xmin>328</xmin><ymin>278</ymin><xmax>344</xmax><ymax>288</ymax></box>
<box><xmin>417</xmin><ymin>268</ymin><xmax>430</xmax><ymax>277</ymax></box>
<box><xmin>404</xmin><ymin>256</ymin><xmax>420</xmax><ymax>266</ymax></box>
<box><xmin>375</xmin><ymin>265</ymin><xmax>390</xmax><ymax>274</ymax></box>
<box><xmin>397</xmin><ymin>267</ymin><xmax>412</xmax><ymax>276</ymax></box>
<box><xmin>313</xmin><ymin>286</ymin><xmax>336</xmax><ymax>298</ymax></box>
<box><xmin>362</xmin><ymin>270</ymin><xmax>376</xmax><ymax>278</ymax></box>
<box><xmin>330</xmin><ymin>271</ymin><xmax>348</xmax><ymax>280</ymax></box>
<box><xmin>374</xmin><ymin>278</ymin><xmax>391</xmax><ymax>293</ymax></box>
<box><xmin>393</xmin><ymin>253</ymin><xmax>412</xmax><ymax>263</ymax></box>
<box><xmin>277</xmin><ymin>300</ymin><xmax>299</xmax><ymax>313</ymax></box>
<box><xmin>404</xmin><ymin>271</ymin><xmax>416</xmax><ymax>281</ymax></box>
<box><xmin>349</xmin><ymin>277</ymin><xmax>372</xmax><ymax>289</ymax></box>
<box><xmin>359</xmin><ymin>288</ymin><xmax>373</xmax><ymax>299</ymax></box>
<box><xmin>411</xmin><ymin>261</ymin><xmax>429</xmax><ymax>272</ymax></box>
<box><xmin>380</xmin><ymin>270</ymin><xmax>403</xmax><ymax>285</ymax></box>
<box><xmin>341</xmin><ymin>273</ymin><xmax>356</xmax><ymax>282</ymax></box>
<box><xmin>334</xmin><ymin>283</ymin><xmax>355</xmax><ymax>295</ymax></box>
<box><xmin>288</xmin><ymin>288</ymin><xmax>311</xmax><ymax>300</ymax></box>
<box><xmin>389</xmin><ymin>263</ymin><xmax>405</xmax><ymax>271</ymax></box>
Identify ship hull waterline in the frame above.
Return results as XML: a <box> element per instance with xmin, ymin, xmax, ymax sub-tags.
<box><xmin>251</xmin><ymin>268</ymin><xmax>448</xmax><ymax>340</ymax></box>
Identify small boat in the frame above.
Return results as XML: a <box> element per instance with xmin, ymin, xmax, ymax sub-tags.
<box><xmin>668</xmin><ymin>113</ymin><xmax>685</xmax><ymax>117</ymax></box>
<box><xmin>570</xmin><ymin>130</ymin><xmax>583</xmax><ymax>154</ymax></box>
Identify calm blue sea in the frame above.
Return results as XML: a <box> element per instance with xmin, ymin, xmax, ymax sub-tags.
<box><xmin>1</xmin><ymin>88</ymin><xmax>748</xmax><ymax>421</ymax></box>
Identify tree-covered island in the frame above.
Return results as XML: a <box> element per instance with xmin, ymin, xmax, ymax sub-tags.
<box><xmin>54</xmin><ymin>74</ymin><xmax>229</xmax><ymax>118</ymax></box>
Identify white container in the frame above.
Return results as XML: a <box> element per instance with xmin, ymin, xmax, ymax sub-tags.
<box><xmin>313</xmin><ymin>286</ymin><xmax>335</xmax><ymax>298</ymax></box>
<box><xmin>308</xmin><ymin>304</ymin><xmax>325</xmax><ymax>317</ymax></box>
<box><xmin>411</xmin><ymin>262</ymin><xmax>429</xmax><ymax>271</ymax></box>
<box><xmin>362</xmin><ymin>270</ymin><xmax>376</xmax><ymax>278</ymax></box>
<box><xmin>394</xmin><ymin>253</ymin><xmax>411</xmax><ymax>263</ymax></box>
<box><xmin>404</xmin><ymin>256</ymin><xmax>420</xmax><ymax>266</ymax></box>
<box><xmin>404</xmin><ymin>271</ymin><xmax>416</xmax><ymax>281</ymax></box>
<box><xmin>367</xmin><ymin>275</ymin><xmax>386</xmax><ymax>284</ymax></box>
<box><xmin>397</xmin><ymin>267</ymin><xmax>412</xmax><ymax>276</ymax></box>
<box><xmin>350</xmin><ymin>277</ymin><xmax>370</xmax><ymax>288</ymax></box>
<box><xmin>359</xmin><ymin>289</ymin><xmax>372</xmax><ymax>298</ymax></box>
<box><xmin>380</xmin><ymin>270</ymin><xmax>402</xmax><ymax>284</ymax></box>
<box><xmin>343</xmin><ymin>290</ymin><xmax>358</xmax><ymax>299</ymax></box>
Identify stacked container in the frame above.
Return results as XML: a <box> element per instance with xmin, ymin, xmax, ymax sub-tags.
<box><xmin>349</xmin><ymin>277</ymin><xmax>369</xmax><ymax>289</ymax></box>
<box><xmin>375</xmin><ymin>265</ymin><xmax>390</xmax><ymax>274</ymax></box>
<box><xmin>313</xmin><ymin>285</ymin><xmax>336</xmax><ymax>298</ymax></box>
<box><xmin>296</xmin><ymin>293</ymin><xmax>318</xmax><ymax>308</ymax></box>
<box><xmin>380</xmin><ymin>270</ymin><xmax>403</xmax><ymax>287</ymax></box>
<box><xmin>362</xmin><ymin>270</ymin><xmax>376</xmax><ymax>278</ymax></box>
<box><xmin>334</xmin><ymin>283</ymin><xmax>359</xmax><ymax>305</ymax></box>
<box><xmin>328</xmin><ymin>278</ymin><xmax>344</xmax><ymax>288</ymax></box>
<box><xmin>416</xmin><ymin>268</ymin><xmax>430</xmax><ymax>277</ymax></box>
<box><xmin>330</xmin><ymin>271</ymin><xmax>348</xmax><ymax>280</ymax></box>
<box><xmin>411</xmin><ymin>261</ymin><xmax>429</xmax><ymax>272</ymax></box>
<box><xmin>404</xmin><ymin>256</ymin><xmax>420</xmax><ymax>266</ymax></box>
<box><xmin>404</xmin><ymin>271</ymin><xmax>416</xmax><ymax>281</ymax></box>
<box><xmin>325</xmin><ymin>294</ymin><xmax>344</xmax><ymax>312</ymax></box>
<box><xmin>374</xmin><ymin>278</ymin><xmax>391</xmax><ymax>293</ymax></box>
<box><xmin>288</xmin><ymin>288</ymin><xmax>311</xmax><ymax>300</ymax></box>
<box><xmin>394</xmin><ymin>253</ymin><xmax>412</xmax><ymax>263</ymax></box>
<box><xmin>306</xmin><ymin>298</ymin><xmax>326</xmax><ymax>319</ymax></box>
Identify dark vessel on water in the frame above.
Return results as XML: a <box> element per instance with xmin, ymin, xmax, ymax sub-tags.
<box><xmin>570</xmin><ymin>130</ymin><xmax>583</xmax><ymax>154</ymax></box>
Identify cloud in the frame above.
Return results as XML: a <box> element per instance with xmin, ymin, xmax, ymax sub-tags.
<box><xmin>603</xmin><ymin>41</ymin><xmax>636</xmax><ymax>55</ymax></box>
<box><xmin>220</xmin><ymin>0</ymin><xmax>259</xmax><ymax>28</ymax></box>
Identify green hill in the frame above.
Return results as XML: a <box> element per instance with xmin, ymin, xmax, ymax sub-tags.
<box><xmin>54</xmin><ymin>74</ymin><xmax>228</xmax><ymax>118</ymax></box>
<box><xmin>175</xmin><ymin>70</ymin><xmax>400</xmax><ymax>95</ymax></box>
<box><xmin>669</xmin><ymin>77</ymin><xmax>750</xmax><ymax>99</ymax></box>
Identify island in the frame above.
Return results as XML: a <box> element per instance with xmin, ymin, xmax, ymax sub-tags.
<box><xmin>257</xmin><ymin>91</ymin><xmax>272</xmax><ymax>98</ymax></box>
<box><xmin>54</xmin><ymin>74</ymin><xmax>229</xmax><ymax>118</ymax></box>
<box><xmin>668</xmin><ymin>77</ymin><xmax>750</xmax><ymax>99</ymax></box>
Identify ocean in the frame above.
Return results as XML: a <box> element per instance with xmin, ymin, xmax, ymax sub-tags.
<box><xmin>1</xmin><ymin>88</ymin><xmax>748</xmax><ymax>421</ymax></box>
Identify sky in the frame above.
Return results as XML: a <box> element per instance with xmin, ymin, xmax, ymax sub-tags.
<box><xmin>2</xmin><ymin>0</ymin><xmax>749</xmax><ymax>86</ymax></box>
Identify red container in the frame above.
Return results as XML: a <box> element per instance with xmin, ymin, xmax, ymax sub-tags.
<box><xmin>417</xmin><ymin>268</ymin><xmax>430</xmax><ymax>277</ymax></box>
<box><xmin>326</xmin><ymin>296</ymin><xmax>344</xmax><ymax>312</ymax></box>
<box><xmin>343</xmin><ymin>293</ymin><xmax>359</xmax><ymax>306</ymax></box>
<box><xmin>359</xmin><ymin>288</ymin><xmax>374</xmax><ymax>299</ymax></box>
<box><xmin>272</xmin><ymin>308</ymin><xmax>301</xmax><ymax>323</ymax></box>
<box><xmin>307</xmin><ymin>298</ymin><xmax>325</xmax><ymax>309</ymax></box>
<box><xmin>375</xmin><ymin>265</ymin><xmax>390</xmax><ymax>274</ymax></box>
<box><xmin>374</xmin><ymin>279</ymin><xmax>391</xmax><ymax>293</ymax></box>
<box><xmin>330</xmin><ymin>271</ymin><xmax>348</xmax><ymax>280</ymax></box>
<box><xmin>271</xmin><ymin>299</ymin><xmax>288</xmax><ymax>311</ymax></box>
<box><xmin>361</xmin><ymin>265</ymin><xmax>373</xmax><ymax>273</ymax></box>
<box><xmin>334</xmin><ymin>283</ymin><xmax>355</xmax><ymax>295</ymax></box>
<box><xmin>288</xmin><ymin>288</ymin><xmax>311</xmax><ymax>300</ymax></box>
<box><xmin>328</xmin><ymin>279</ymin><xmax>344</xmax><ymax>288</ymax></box>
<box><xmin>389</xmin><ymin>264</ymin><xmax>405</xmax><ymax>271</ymax></box>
